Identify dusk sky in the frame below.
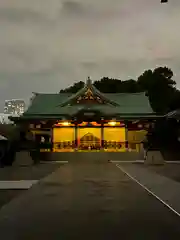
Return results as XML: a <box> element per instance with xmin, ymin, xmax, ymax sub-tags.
<box><xmin>0</xmin><ymin>0</ymin><xmax>179</xmax><ymax>110</ymax></box>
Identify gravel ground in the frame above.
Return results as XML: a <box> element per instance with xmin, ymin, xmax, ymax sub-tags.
<box><xmin>0</xmin><ymin>161</ymin><xmax>180</xmax><ymax>239</ymax></box>
<box><xmin>141</xmin><ymin>163</ymin><xmax>180</xmax><ymax>182</ymax></box>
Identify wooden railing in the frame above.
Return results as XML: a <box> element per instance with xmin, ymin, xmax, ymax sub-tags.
<box><xmin>19</xmin><ymin>140</ymin><xmax>142</xmax><ymax>152</ymax></box>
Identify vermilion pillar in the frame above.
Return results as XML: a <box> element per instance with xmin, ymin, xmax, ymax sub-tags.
<box><xmin>101</xmin><ymin>123</ymin><xmax>104</xmax><ymax>149</ymax></box>
<box><xmin>125</xmin><ymin>121</ymin><xmax>128</xmax><ymax>151</ymax></box>
<box><xmin>74</xmin><ymin>125</ymin><xmax>78</xmax><ymax>150</ymax></box>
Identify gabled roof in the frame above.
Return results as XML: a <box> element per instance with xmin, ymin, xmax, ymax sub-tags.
<box><xmin>16</xmin><ymin>77</ymin><xmax>158</xmax><ymax>120</ymax></box>
<box><xmin>24</xmin><ymin>93</ymin><xmax>153</xmax><ymax>116</ymax></box>
<box><xmin>60</xmin><ymin>77</ymin><xmax>119</xmax><ymax>107</ymax></box>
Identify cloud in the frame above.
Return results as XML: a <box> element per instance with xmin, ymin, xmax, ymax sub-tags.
<box><xmin>0</xmin><ymin>8</ymin><xmax>50</xmax><ymax>24</ymax></box>
<box><xmin>0</xmin><ymin>0</ymin><xmax>180</xmax><ymax>111</ymax></box>
<box><xmin>60</xmin><ymin>1</ymin><xmax>87</xmax><ymax>16</ymax></box>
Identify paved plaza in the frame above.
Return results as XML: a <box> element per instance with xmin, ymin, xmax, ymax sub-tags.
<box><xmin>0</xmin><ymin>160</ymin><xmax>180</xmax><ymax>239</ymax></box>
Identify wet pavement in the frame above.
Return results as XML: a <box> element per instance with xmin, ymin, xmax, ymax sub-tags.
<box><xmin>0</xmin><ymin>161</ymin><xmax>180</xmax><ymax>239</ymax></box>
<box><xmin>0</xmin><ymin>162</ymin><xmax>61</xmax><ymax>181</ymax></box>
<box><xmin>0</xmin><ymin>162</ymin><xmax>61</xmax><ymax>210</ymax></box>
<box><xmin>141</xmin><ymin>163</ymin><xmax>180</xmax><ymax>182</ymax></box>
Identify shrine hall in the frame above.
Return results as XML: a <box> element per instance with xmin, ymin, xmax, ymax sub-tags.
<box><xmin>10</xmin><ymin>77</ymin><xmax>161</xmax><ymax>153</ymax></box>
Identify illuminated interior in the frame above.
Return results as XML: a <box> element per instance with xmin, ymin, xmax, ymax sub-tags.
<box><xmin>53</xmin><ymin>127</ymin><xmax>75</xmax><ymax>152</ymax></box>
<box><xmin>78</xmin><ymin>128</ymin><xmax>101</xmax><ymax>150</ymax></box>
<box><xmin>104</xmin><ymin>127</ymin><xmax>126</xmax><ymax>152</ymax></box>
<box><xmin>50</xmin><ymin>120</ymin><xmax>146</xmax><ymax>152</ymax></box>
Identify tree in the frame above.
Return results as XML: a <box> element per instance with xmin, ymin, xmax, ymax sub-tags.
<box><xmin>60</xmin><ymin>77</ymin><xmax>141</xmax><ymax>94</ymax></box>
<box><xmin>60</xmin><ymin>81</ymin><xmax>84</xmax><ymax>93</ymax></box>
<box><xmin>94</xmin><ymin>77</ymin><xmax>122</xmax><ymax>93</ymax></box>
<box><xmin>137</xmin><ymin>67</ymin><xmax>176</xmax><ymax>113</ymax></box>
<box><xmin>59</xmin><ymin>66</ymin><xmax>179</xmax><ymax>114</ymax></box>
<box><xmin>169</xmin><ymin>89</ymin><xmax>180</xmax><ymax>110</ymax></box>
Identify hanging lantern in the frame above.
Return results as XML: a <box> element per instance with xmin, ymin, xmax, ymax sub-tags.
<box><xmin>61</xmin><ymin>121</ymin><xmax>70</xmax><ymax>126</ymax></box>
<box><xmin>108</xmin><ymin>121</ymin><xmax>116</xmax><ymax>126</ymax></box>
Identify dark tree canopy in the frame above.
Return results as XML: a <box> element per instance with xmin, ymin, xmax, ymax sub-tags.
<box><xmin>59</xmin><ymin>66</ymin><xmax>180</xmax><ymax>114</ymax></box>
<box><xmin>60</xmin><ymin>81</ymin><xmax>85</xmax><ymax>93</ymax></box>
<box><xmin>137</xmin><ymin>67</ymin><xmax>177</xmax><ymax>113</ymax></box>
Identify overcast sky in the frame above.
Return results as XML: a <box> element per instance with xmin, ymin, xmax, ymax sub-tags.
<box><xmin>0</xmin><ymin>0</ymin><xmax>179</xmax><ymax>110</ymax></box>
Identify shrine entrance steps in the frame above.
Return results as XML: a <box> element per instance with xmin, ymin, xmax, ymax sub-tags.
<box><xmin>46</xmin><ymin>152</ymin><xmax>142</xmax><ymax>163</ymax></box>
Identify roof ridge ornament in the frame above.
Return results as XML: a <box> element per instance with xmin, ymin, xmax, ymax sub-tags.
<box><xmin>86</xmin><ymin>76</ymin><xmax>92</xmax><ymax>86</ymax></box>
<box><xmin>32</xmin><ymin>92</ymin><xmax>39</xmax><ymax>95</ymax></box>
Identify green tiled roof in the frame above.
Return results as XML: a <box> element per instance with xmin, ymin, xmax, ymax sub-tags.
<box><xmin>105</xmin><ymin>93</ymin><xmax>153</xmax><ymax>113</ymax></box>
<box><xmin>23</xmin><ymin>92</ymin><xmax>154</xmax><ymax>117</ymax></box>
<box><xmin>21</xmin><ymin>78</ymin><xmax>156</xmax><ymax>119</ymax></box>
<box><xmin>25</xmin><ymin>93</ymin><xmax>71</xmax><ymax>115</ymax></box>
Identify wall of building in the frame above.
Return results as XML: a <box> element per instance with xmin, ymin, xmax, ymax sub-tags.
<box><xmin>30</xmin><ymin>126</ymin><xmax>147</xmax><ymax>153</ymax></box>
<box><xmin>128</xmin><ymin>130</ymin><xmax>147</xmax><ymax>151</ymax></box>
<box><xmin>128</xmin><ymin>130</ymin><xmax>147</xmax><ymax>142</ymax></box>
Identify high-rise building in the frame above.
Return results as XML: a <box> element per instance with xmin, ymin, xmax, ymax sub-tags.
<box><xmin>4</xmin><ymin>99</ymin><xmax>25</xmax><ymax>115</ymax></box>
<box><xmin>0</xmin><ymin>113</ymin><xmax>12</xmax><ymax>124</ymax></box>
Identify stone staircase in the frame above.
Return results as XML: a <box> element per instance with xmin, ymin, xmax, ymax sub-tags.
<box><xmin>46</xmin><ymin>151</ymin><xmax>142</xmax><ymax>163</ymax></box>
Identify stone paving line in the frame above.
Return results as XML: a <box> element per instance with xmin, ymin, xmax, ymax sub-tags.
<box><xmin>115</xmin><ymin>163</ymin><xmax>180</xmax><ymax>217</ymax></box>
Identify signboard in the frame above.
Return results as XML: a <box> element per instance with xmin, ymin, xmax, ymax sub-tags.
<box><xmin>84</xmin><ymin>112</ymin><xmax>95</xmax><ymax>116</ymax></box>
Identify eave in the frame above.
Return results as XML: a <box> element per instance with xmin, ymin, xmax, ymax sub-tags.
<box><xmin>9</xmin><ymin>112</ymin><xmax>164</xmax><ymax>123</ymax></box>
